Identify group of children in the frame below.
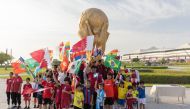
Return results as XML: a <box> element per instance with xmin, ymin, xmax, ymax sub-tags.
<box><xmin>6</xmin><ymin>60</ymin><xmax>146</xmax><ymax>109</ymax></box>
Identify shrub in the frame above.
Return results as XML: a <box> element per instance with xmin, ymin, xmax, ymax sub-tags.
<box><xmin>137</xmin><ymin>69</ymin><xmax>153</xmax><ymax>72</ymax></box>
<box><xmin>140</xmin><ymin>74</ymin><xmax>190</xmax><ymax>84</ymax></box>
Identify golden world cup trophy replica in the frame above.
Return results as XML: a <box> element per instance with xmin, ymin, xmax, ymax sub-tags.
<box><xmin>78</xmin><ymin>8</ymin><xmax>109</xmax><ymax>54</ymax></box>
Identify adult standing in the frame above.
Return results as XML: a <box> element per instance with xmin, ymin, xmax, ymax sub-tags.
<box><xmin>96</xmin><ymin>60</ymin><xmax>107</xmax><ymax>80</ymax></box>
<box><xmin>6</xmin><ymin>72</ymin><xmax>14</xmax><ymax>108</ymax></box>
<box><xmin>11</xmin><ymin>73</ymin><xmax>23</xmax><ymax>109</ymax></box>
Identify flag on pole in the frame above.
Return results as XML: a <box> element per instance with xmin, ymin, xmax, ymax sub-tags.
<box><xmin>22</xmin><ymin>88</ymin><xmax>34</xmax><ymax>95</ymax></box>
<box><xmin>34</xmin><ymin>87</ymin><xmax>51</xmax><ymax>93</ymax></box>
<box><xmin>18</xmin><ymin>56</ymin><xmax>25</xmax><ymax>64</ymax></box>
<box><xmin>33</xmin><ymin>66</ymin><xmax>41</xmax><ymax>76</ymax></box>
<box><xmin>64</xmin><ymin>41</ymin><xmax>70</xmax><ymax>58</ymax></box>
<box><xmin>107</xmin><ymin>49</ymin><xmax>118</xmax><ymax>57</ymax></box>
<box><xmin>67</xmin><ymin>60</ymin><xmax>82</xmax><ymax>74</ymax></box>
<box><xmin>30</xmin><ymin>49</ymin><xmax>45</xmax><ymax>63</ymax></box>
<box><xmin>59</xmin><ymin>42</ymin><xmax>64</xmax><ymax>60</ymax></box>
<box><xmin>104</xmin><ymin>56</ymin><xmax>121</xmax><ymax>71</ymax></box>
<box><xmin>44</xmin><ymin>48</ymin><xmax>51</xmax><ymax>69</ymax></box>
<box><xmin>22</xmin><ymin>87</ymin><xmax>51</xmax><ymax>95</ymax></box>
<box><xmin>65</xmin><ymin>41</ymin><xmax>70</xmax><ymax>51</ymax></box>
<box><xmin>60</xmin><ymin>52</ymin><xmax>69</xmax><ymax>71</ymax></box>
<box><xmin>25</xmin><ymin>58</ymin><xmax>39</xmax><ymax>69</ymax></box>
<box><xmin>12</xmin><ymin>57</ymin><xmax>35</xmax><ymax>78</ymax></box>
<box><xmin>71</xmin><ymin>35</ymin><xmax>94</xmax><ymax>52</ymax></box>
<box><xmin>30</xmin><ymin>48</ymin><xmax>51</xmax><ymax>69</ymax></box>
<box><xmin>72</xmin><ymin>51</ymin><xmax>86</xmax><ymax>61</ymax></box>
<box><xmin>59</xmin><ymin>42</ymin><xmax>64</xmax><ymax>53</ymax></box>
<box><xmin>11</xmin><ymin>62</ymin><xmax>26</xmax><ymax>74</ymax></box>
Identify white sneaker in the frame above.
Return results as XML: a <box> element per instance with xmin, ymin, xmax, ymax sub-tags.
<box><xmin>11</xmin><ymin>104</ymin><xmax>15</xmax><ymax>108</ymax></box>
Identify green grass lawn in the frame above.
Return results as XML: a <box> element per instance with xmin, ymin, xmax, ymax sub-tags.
<box><xmin>0</xmin><ymin>68</ymin><xmax>13</xmax><ymax>74</ymax></box>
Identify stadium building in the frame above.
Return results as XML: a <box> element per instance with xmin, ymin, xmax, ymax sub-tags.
<box><xmin>122</xmin><ymin>43</ymin><xmax>190</xmax><ymax>62</ymax></box>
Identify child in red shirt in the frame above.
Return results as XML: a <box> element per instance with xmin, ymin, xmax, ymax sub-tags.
<box><xmin>11</xmin><ymin>74</ymin><xmax>23</xmax><ymax>108</ymax></box>
<box><xmin>104</xmin><ymin>73</ymin><xmax>115</xmax><ymax>109</ymax></box>
<box><xmin>54</xmin><ymin>84</ymin><xmax>62</xmax><ymax>109</ymax></box>
<box><xmin>6</xmin><ymin>72</ymin><xmax>13</xmax><ymax>108</ymax></box>
<box><xmin>61</xmin><ymin>77</ymin><xmax>72</xmax><ymax>109</ymax></box>
<box><xmin>23</xmin><ymin>77</ymin><xmax>32</xmax><ymax>109</ymax></box>
<box><xmin>131</xmin><ymin>69</ymin><xmax>137</xmax><ymax>87</ymax></box>
<box><xmin>42</xmin><ymin>75</ymin><xmax>54</xmax><ymax>109</ymax></box>
<box><xmin>126</xmin><ymin>86</ymin><xmax>137</xmax><ymax>109</ymax></box>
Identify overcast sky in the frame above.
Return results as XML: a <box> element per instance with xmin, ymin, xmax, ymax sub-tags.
<box><xmin>0</xmin><ymin>0</ymin><xmax>190</xmax><ymax>58</ymax></box>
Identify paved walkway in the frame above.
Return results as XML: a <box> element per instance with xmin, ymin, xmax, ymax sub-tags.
<box><xmin>0</xmin><ymin>79</ymin><xmax>190</xmax><ymax>109</ymax></box>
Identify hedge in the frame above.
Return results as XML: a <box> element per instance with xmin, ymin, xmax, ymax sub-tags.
<box><xmin>140</xmin><ymin>74</ymin><xmax>190</xmax><ymax>84</ymax></box>
<box><xmin>0</xmin><ymin>66</ymin><xmax>11</xmax><ymax>68</ymax></box>
<box><xmin>137</xmin><ymin>69</ymin><xmax>153</xmax><ymax>72</ymax></box>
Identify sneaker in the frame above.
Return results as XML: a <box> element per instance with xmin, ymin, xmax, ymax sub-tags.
<box><xmin>33</xmin><ymin>105</ymin><xmax>36</xmax><ymax>108</ymax></box>
<box><xmin>11</xmin><ymin>104</ymin><xmax>15</xmax><ymax>108</ymax></box>
<box><xmin>7</xmin><ymin>105</ymin><xmax>10</xmax><ymax>109</ymax></box>
<box><xmin>17</xmin><ymin>106</ymin><xmax>21</xmax><ymax>109</ymax></box>
<box><xmin>36</xmin><ymin>105</ymin><xmax>39</xmax><ymax>108</ymax></box>
<box><xmin>12</xmin><ymin>105</ymin><xmax>17</xmax><ymax>109</ymax></box>
<box><xmin>27</xmin><ymin>106</ymin><xmax>30</xmax><ymax>109</ymax></box>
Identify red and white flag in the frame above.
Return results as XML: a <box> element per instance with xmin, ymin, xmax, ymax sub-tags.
<box><xmin>30</xmin><ymin>48</ymin><xmax>52</xmax><ymax>68</ymax></box>
<box><xmin>72</xmin><ymin>35</ymin><xmax>94</xmax><ymax>52</ymax></box>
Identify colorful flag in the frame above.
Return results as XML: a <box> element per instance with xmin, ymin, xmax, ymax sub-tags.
<box><xmin>104</xmin><ymin>56</ymin><xmax>121</xmax><ymax>71</ymax></box>
<box><xmin>25</xmin><ymin>58</ymin><xmax>39</xmax><ymax>69</ymax></box>
<box><xmin>22</xmin><ymin>87</ymin><xmax>51</xmax><ymax>95</ymax></box>
<box><xmin>107</xmin><ymin>49</ymin><xmax>118</xmax><ymax>57</ymax></box>
<box><xmin>11</xmin><ymin>62</ymin><xmax>26</xmax><ymax>74</ymax></box>
<box><xmin>22</xmin><ymin>88</ymin><xmax>35</xmax><ymax>95</ymax></box>
<box><xmin>30</xmin><ymin>49</ymin><xmax>45</xmax><ymax>63</ymax></box>
<box><xmin>67</xmin><ymin>60</ymin><xmax>82</xmax><ymax>74</ymax></box>
<box><xmin>86</xmin><ymin>51</ymin><xmax>92</xmax><ymax>61</ymax></box>
<box><xmin>72</xmin><ymin>51</ymin><xmax>86</xmax><ymax>61</ymax></box>
<box><xmin>44</xmin><ymin>48</ymin><xmax>51</xmax><ymax>69</ymax></box>
<box><xmin>65</xmin><ymin>41</ymin><xmax>70</xmax><ymax>50</ymax></box>
<box><xmin>60</xmin><ymin>52</ymin><xmax>69</xmax><ymax>71</ymax></box>
<box><xmin>12</xmin><ymin>57</ymin><xmax>35</xmax><ymax>77</ymax></box>
<box><xmin>94</xmin><ymin>49</ymin><xmax>103</xmax><ymax>57</ymax></box>
<box><xmin>59</xmin><ymin>42</ymin><xmax>64</xmax><ymax>53</ymax></box>
<box><xmin>86</xmin><ymin>35</ymin><xmax>94</xmax><ymax>51</ymax></box>
<box><xmin>18</xmin><ymin>56</ymin><xmax>25</xmax><ymax>64</ymax></box>
<box><xmin>59</xmin><ymin>42</ymin><xmax>64</xmax><ymax>60</ymax></box>
<box><xmin>30</xmin><ymin>48</ymin><xmax>51</xmax><ymax>69</ymax></box>
<box><xmin>34</xmin><ymin>87</ymin><xmax>51</xmax><ymax>92</ymax></box>
<box><xmin>33</xmin><ymin>66</ymin><xmax>41</xmax><ymax>76</ymax></box>
<box><xmin>64</xmin><ymin>41</ymin><xmax>70</xmax><ymax>58</ymax></box>
<box><xmin>71</xmin><ymin>35</ymin><xmax>94</xmax><ymax>52</ymax></box>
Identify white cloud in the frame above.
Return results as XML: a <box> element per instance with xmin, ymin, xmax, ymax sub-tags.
<box><xmin>78</xmin><ymin>0</ymin><xmax>190</xmax><ymax>24</ymax></box>
<box><xmin>0</xmin><ymin>0</ymin><xmax>190</xmax><ymax>58</ymax></box>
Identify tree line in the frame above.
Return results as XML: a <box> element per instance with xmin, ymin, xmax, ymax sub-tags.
<box><xmin>0</xmin><ymin>52</ymin><xmax>12</xmax><ymax>69</ymax></box>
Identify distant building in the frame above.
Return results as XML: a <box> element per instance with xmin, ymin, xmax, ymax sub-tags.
<box><xmin>122</xmin><ymin>43</ymin><xmax>190</xmax><ymax>62</ymax></box>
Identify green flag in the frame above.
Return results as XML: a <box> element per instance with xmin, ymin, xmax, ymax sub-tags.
<box><xmin>19</xmin><ymin>58</ymin><xmax>37</xmax><ymax>78</ymax></box>
<box><xmin>25</xmin><ymin>58</ymin><xmax>39</xmax><ymax>69</ymax></box>
<box><xmin>25</xmin><ymin>58</ymin><xmax>39</xmax><ymax>78</ymax></box>
<box><xmin>104</xmin><ymin>56</ymin><xmax>121</xmax><ymax>71</ymax></box>
<box><xmin>74</xmin><ymin>60</ymin><xmax>82</xmax><ymax>74</ymax></box>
